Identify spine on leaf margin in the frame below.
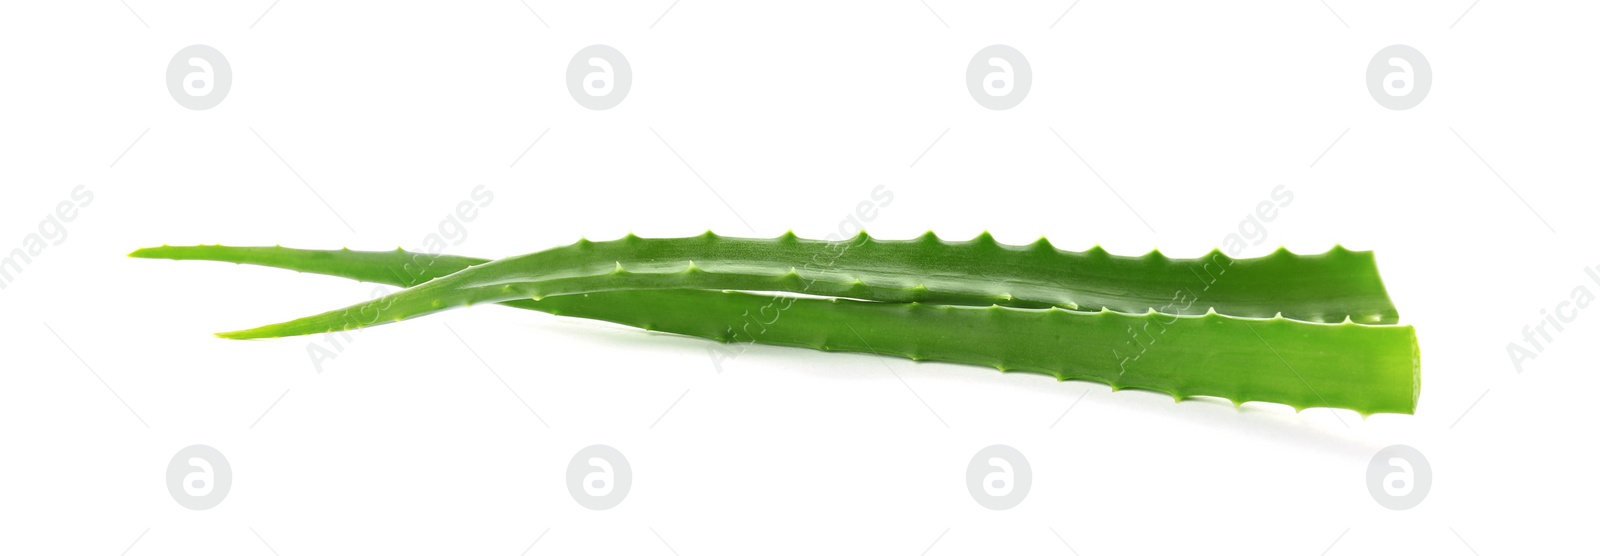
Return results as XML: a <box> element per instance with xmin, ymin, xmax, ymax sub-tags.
<box><xmin>129</xmin><ymin>242</ymin><xmax>1419</xmax><ymax>415</ymax></box>
<box><xmin>165</xmin><ymin>232</ymin><xmax>1398</xmax><ymax>339</ymax></box>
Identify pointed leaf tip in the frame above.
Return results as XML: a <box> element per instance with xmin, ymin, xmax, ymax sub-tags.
<box><xmin>215</xmin><ymin>328</ymin><xmax>261</xmax><ymax>340</ymax></box>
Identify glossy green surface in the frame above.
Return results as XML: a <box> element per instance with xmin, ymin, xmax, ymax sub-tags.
<box><xmin>130</xmin><ymin>238</ymin><xmax>1418</xmax><ymax>415</ymax></box>
<box><xmin>143</xmin><ymin>232</ymin><xmax>1398</xmax><ymax>339</ymax></box>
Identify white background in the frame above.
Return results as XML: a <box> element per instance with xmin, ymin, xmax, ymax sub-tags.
<box><xmin>2</xmin><ymin>1</ymin><xmax>1597</xmax><ymax>554</ymax></box>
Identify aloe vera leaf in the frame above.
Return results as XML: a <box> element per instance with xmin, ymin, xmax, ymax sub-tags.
<box><xmin>164</xmin><ymin>232</ymin><xmax>1397</xmax><ymax>339</ymax></box>
<box><xmin>128</xmin><ymin>244</ymin><xmax>1419</xmax><ymax>414</ymax></box>
<box><xmin>540</xmin><ymin>292</ymin><xmax>1416</xmax><ymax>415</ymax></box>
